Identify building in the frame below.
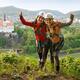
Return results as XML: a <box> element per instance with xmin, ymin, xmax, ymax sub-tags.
<box><xmin>0</xmin><ymin>14</ymin><xmax>14</xmax><ymax>33</ymax></box>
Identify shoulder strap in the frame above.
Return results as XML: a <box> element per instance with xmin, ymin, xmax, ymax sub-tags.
<box><xmin>34</xmin><ymin>22</ymin><xmax>45</xmax><ymax>33</ymax></box>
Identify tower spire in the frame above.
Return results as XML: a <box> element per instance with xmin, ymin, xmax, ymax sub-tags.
<box><xmin>4</xmin><ymin>14</ymin><xmax>6</xmax><ymax>21</ymax></box>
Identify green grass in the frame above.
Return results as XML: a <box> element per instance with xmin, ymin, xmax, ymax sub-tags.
<box><xmin>26</xmin><ymin>52</ymin><xmax>80</xmax><ymax>59</ymax></box>
<box><xmin>66</xmin><ymin>53</ymin><xmax>80</xmax><ymax>58</ymax></box>
<box><xmin>0</xmin><ymin>52</ymin><xmax>80</xmax><ymax>80</ymax></box>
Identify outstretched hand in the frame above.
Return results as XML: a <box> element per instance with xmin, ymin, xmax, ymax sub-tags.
<box><xmin>70</xmin><ymin>14</ymin><xmax>74</xmax><ymax>20</ymax></box>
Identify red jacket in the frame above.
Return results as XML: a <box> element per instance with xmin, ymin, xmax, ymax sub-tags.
<box><xmin>20</xmin><ymin>15</ymin><xmax>47</xmax><ymax>42</ymax></box>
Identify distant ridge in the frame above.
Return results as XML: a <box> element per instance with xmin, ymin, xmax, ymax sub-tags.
<box><xmin>0</xmin><ymin>6</ymin><xmax>80</xmax><ymax>21</ymax></box>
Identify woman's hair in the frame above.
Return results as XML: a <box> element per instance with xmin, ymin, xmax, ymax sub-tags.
<box><xmin>33</xmin><ymin>16</ymin><xmax>45</xmax><ymax>23</ymax></box>
<box><xmin>32</xmin><ymin>16</ymin><xmax>45</xmax><ymax>28</ymax></box>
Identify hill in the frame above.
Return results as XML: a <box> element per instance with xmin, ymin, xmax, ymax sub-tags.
<box><xmin>0</xmin><ymin>6</ymin><xmax>80</xmax><ymax>22</ymax></box>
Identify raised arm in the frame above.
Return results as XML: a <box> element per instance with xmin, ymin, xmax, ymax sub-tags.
<box><xmin>19</xmin><ymin>12</ymin><xmax>34</xmax><ymax>27</ymax></box>
<box><xmin>61</xmin><ymin>14</ymin><xmax>74</xmax><ymax>27</ymax></box>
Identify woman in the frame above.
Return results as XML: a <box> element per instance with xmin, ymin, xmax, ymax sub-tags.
<box><xmin>19</xmin><ymin>11</ymin><xmax>49</xmax><ymax>69</ymax></box>
<box><xmin>45</xmin><ymin>13</ymin><xmax>74</xmax><ymax>73</ymax></box>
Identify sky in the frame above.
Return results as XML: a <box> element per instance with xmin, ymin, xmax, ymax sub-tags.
<box><xmin>0</xmin><ymin>0</ymin><xmax>80</xmax><ymax>13</ymax></box>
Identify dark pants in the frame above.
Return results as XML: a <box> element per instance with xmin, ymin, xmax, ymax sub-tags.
<box><xmin>37</xmin><ymin>40</ymin><xmax>50</xmax><ymax>69</ymax></box>
<box><xmin>50</xmin><ymin>46</ymin><xmax>60</xmax><ymax>73</ymax></box>
<box><xmin>50</xmin><ymin>37</ymin><xmax>64</xmax><ymax>73</ymax></box>
<box><xmin>37</xmin><ymin>37</ymin><xmax>64</xmax><ymax>71</ymax></box>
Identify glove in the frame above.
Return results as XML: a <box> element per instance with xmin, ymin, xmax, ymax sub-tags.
<box><xmin>46</xmin><ymin>33</ymin><xmax>50</xmax><ymax>38</ymax></box>
<box><xmin>70</xmin><ymin>14</ymin><xmax>74</xmax><ymax>20</ymax></box>
<box><xmin>19</xmin><ymin>12</ymin><xmax>23</xmax><ymax>17</ymax></box>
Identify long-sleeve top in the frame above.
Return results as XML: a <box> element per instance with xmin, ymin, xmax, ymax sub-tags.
<box><xmin>46</xmin><ymin>18</ymin><xmax>74</xmax><ymax>43</ymax></box>
<box><xmin>20</xmin><ymin>15</ymin><xmax>47</xmax><ymax>42</ymax></box>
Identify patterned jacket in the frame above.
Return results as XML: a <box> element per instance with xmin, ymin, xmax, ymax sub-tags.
<box><xmin>47</xmin><ymin>18</ymin><xmax>74</xmax><ymax>43</ymax></box>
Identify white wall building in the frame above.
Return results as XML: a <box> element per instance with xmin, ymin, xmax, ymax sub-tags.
<box><xmin>0</xmin><ymin>14</ymin><xmax>14</xmax><ymax>33</ymax></box>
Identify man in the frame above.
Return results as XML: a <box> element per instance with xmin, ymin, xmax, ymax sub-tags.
<box><xmin>45</xmin><ymin>13</ymin><xmax>74</xmax><ymax>73</ymax></box>
<box><xmin>19</xmin><ymin>11</ymin><xmax>49</xmax><ymax>69</ymax></box>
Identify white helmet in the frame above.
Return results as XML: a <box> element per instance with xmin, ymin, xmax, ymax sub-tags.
<box><xmin>37</xmin><ymin>11</ymin><xmax>45</xmax><ymax>17</ymax></box>
<box><xmin>45</xmin><ymin>13</ymin><xmax>53</xmax><ymax>19</ymax></box>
